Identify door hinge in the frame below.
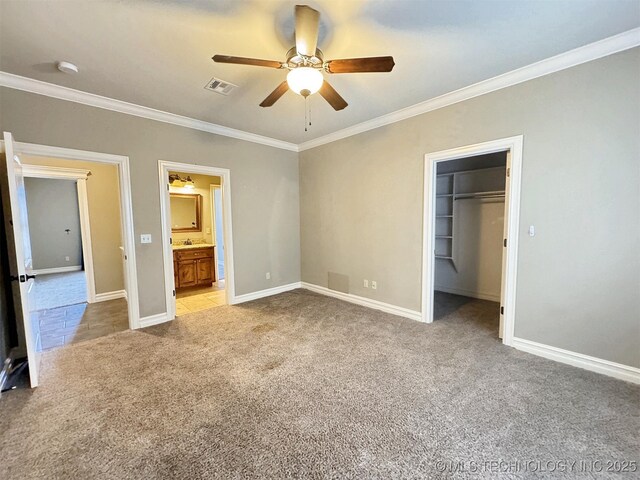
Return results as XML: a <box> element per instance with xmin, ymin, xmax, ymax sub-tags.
<box><xmin>172</xmin><ymin>289</ymin><xmax>176</xmax><ymax>297</ymax></box>
<box><xmin>503</xmin><ymin>238</ymin><xmax>507</xmax><ymax>247</ymax></box>
<box><xmin>500</xmin><ymin>306</ymin><xmax>504</xmax><ymax>315</ymax></box>
<box><xmin>507</xmin><ymin>167</ymin><xmax>510</xmax><ymax>177</ymax></box>
<box><xmin>167</xmin><ymin>184</ymin><xmax>170</xmax><ymax>191</ymax></box>
<box><xmin>170</xmin><ymin>238</ymin><xmax>173</xmax><ymax>245</ymax></box>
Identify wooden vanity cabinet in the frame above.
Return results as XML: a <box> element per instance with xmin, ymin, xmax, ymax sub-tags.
<box><xmin>173</xmin><ymin>246</ymin><xmax>215</xmax><ymax>289</ymax></box>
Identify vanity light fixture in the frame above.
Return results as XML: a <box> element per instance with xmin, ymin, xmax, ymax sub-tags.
<box><xmin>184</xmin><ymin>176</ymin><xmax>195</xmax><ymax>189</ymax></box>
<box><xmin>169</xmin><ymin>173</ymin><xmax>195</xmax><ymax>189</ymax></box>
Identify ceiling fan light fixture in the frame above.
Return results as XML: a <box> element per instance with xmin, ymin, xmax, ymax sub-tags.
<box><xmin>287</xmin><ymin>67</ymin><xmax>323</xmax><ymax>97</ymax></box>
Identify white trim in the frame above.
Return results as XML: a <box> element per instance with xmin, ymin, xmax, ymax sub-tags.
<box><xmin>298</xmin><ymin>28</ymin><xmax>640</xmax><ymax>151</ymax></box>
<box><xmin>210</xmin><ymin>184</ymin><xmax>224</xmax><ymax>284</ymax></box>
<box><xmin>76</xmin><ymin>179</ymin><xmax>96</xmax><ymax>303</ymax></box>
<box><xmin>159</xmin><ymin>161</ymin><xmax>236</xmax><ymax>322</ymax></box>
<box><xmin>0</xmin><ymin>72</ymin><xmax>298</xmax><ymax>153</ymax></box>
<box><xmin>232</xmin><ymin>282</ymin><xmax>302</xmax><ymax>304</ymax></box>
<box><xmin>421</xmin><ymin>135</ymin><xmax>523</xmax><ymax>349</ymax></box>
<box><xmin>301</xmin><ymin>282</ymin><xmax>422</xmax><ymax>322</ymax></box>
<box><xmin>1</xmin><ymin>29</ymin><xmax>637</xmax><ymax>154</ymax></box>
<box><xmin>138</xmin><ymin>313</ymin><xmax>169</xmax><ymax>328</ymax></box>
<box><xmin>21</xmin><ymin>164</ymin><xmax>90</xmax><ymax>180</ymax></box>
<box><xmin>434</xmin><ymin>286</ymin><xmax>500</xmax><ymax>303</ymax></box>
<box><xmin>94</xmin><ymin>289</ymin><xmax>127</xmax><ymax>302</ymax></box>
<box><xmin>2</xmin><ymin>140</ymin><xmax>141</xmax><ymax>329</ymax></box>
<box><xmin>29</xmin><ymin>265</ymin><xmax>81</xmax><ymax>275</ymax></box>
<box><xmin>512</xmin><ymin>337</ymin><xmax>640</xmax><ymax>385</ymax></box>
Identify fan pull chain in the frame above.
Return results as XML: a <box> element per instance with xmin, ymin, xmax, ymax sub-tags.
<box><xmin>304</xmin><ymin>96</ymin><xmax>308</xmax><ymax>132</ymax></box>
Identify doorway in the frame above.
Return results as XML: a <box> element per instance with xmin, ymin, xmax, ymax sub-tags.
<box><xmin>159</xmin><ymin>161</ymin><xmax>235</xmax><ymax>322</ymax></box>
<box><xmin>1</xmin><ymin>133</ymin><xmax>140</xmax><ymax>387</ymax></box>
<box><xmin>421</xmin><ymin>136</ymin><xmax>523</xmax><ymax>346</ymax></box>
<box><xmin>21</xmin><ymin>160</ymin><xmax>129</xmax><ymax>351</ymax></box>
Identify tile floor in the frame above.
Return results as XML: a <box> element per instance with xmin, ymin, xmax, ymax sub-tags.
<box><xmin>175</xmin><ymin>281</ymin><xmax>226</xmax><ymax>316</ymax></box>
<box><xmin>36</xmin><ymin>299</ymin><xmax>129</xmax><ymax>351</ymax></box>
<box><xmin>32</xmin><ymin>271</ymin><xmax>87</xmax><ymax>311</ymax></box>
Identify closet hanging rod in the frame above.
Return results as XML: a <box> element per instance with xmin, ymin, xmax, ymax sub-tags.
<box><xmin>454</xmin><ymin>191</ymin><xmax>505</xmax><ymax>200</ymax></box>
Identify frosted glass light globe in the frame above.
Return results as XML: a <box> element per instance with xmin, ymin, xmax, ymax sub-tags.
<box><xmin>287</xmin><ymin>67</ymin><xmax>323</xmax><ymax>97</ymax></box>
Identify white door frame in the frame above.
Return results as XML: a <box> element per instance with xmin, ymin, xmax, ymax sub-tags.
<box><xmin>0</xmin><ymin>140</ymin><xmax>141</xmax><ymax>329</ymax></box>
<box><xmin>421</xmin><ymin>135</ymin><xmax>523</xmax><ymax>346</ymax></box>
<box><xmin>20</xmin><ymin>165</ymin><xmax>98</xmax><ymax>303</ymax></box>
<box><xmin>158</xmin><ymin>161</ymin><xmax>235</xmax><ymax>321</ymax></box>
<box><xmin>209</xmin><ymin>184</ymin><xmax>223</xmax><ymax>284</ymax></box>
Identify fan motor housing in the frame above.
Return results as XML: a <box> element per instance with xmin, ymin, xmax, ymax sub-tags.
<box><xmin>285</xmin><ymin>47</ymin><xmax>324</xmax><ymax>69</ymax></box>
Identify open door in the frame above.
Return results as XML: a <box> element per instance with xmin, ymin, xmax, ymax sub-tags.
<box><xmin>1</xmin><ymin>132</ymin><xmax>39</xmax><ymax>387</ymax></box>
<box><xmin>498</xmin><ymin>150</ymin><xmax>511</xmax><ymax>339</ymax></box>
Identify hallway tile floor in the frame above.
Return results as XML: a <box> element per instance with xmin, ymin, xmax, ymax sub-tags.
<box><xmin>36</xmin><ymin>299</ymin><xmax>129</xmax><ymax>351</ymax></box>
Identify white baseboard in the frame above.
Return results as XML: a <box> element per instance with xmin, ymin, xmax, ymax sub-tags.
<box><xmin>434</xmin><ymin>285</ymin><xmax>500</xmax><ymax>302</ymax></box>
<box><xmin>512</xmin><ymin>337</ymin><xmax>640</xmax><ymax>384</ymax></box>
<box><xmin>30</xmin><ymin>265</ymin><xmax>82</xmax><ymax>275</ymax></box>
<box><xmin>301</xmin><ymin>282</ymin><xmax>422</xmax><ymax>322</ymax></box>
<box><xmin>94</xmin><ymin>289</ymin><xmax>127</xmax><ymax>303</ymax></box>
<box><xmin>138</xmin><ymin>312</ymin><xmax>170</xmax><ymax>328</ymax></box>
<box><xmin>232</xmin><ymin>282</ymin><xmax>302</xmax><ymax>305</ymax></box>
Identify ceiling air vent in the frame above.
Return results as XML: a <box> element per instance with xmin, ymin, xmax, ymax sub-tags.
<box><xmin>204</xmin><ymin>77</ymin><xmax>238</xmax><ymax>95</ymax></box>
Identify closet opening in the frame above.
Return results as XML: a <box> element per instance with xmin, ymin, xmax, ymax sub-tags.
<box><xmin>421</xmin><ymin>136</ymin><xmax>523</xmax><ymax>345</ymax></box>
<box><xmin>433</xmin><ymin>153</ymin><xmax>506</xmax><ymax>337</ymax></box>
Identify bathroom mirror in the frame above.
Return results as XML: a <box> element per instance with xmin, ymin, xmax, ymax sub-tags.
<box><xmin>170</xmin><ymin>193</ymin><xmax>202</xmax><ymax>232</ymax></box>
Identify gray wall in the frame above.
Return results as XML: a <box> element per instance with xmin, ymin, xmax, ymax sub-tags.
<box><xmin>0</xmin><ymin>90</ymin><xmax>301</xmax><ymax>317</ymax></box>
<box><xmin>300</xmin><ymin>48</ymin><xmax>640</xmax><ymax>368</ymax></box>
<box><xmin>24</xmin><ymin>177</ymin><xmax>83</xmax><ymax>270</ymax></box>
<box><xmin>22</xmin><ymin>157</ymin><xmax>125</xmax><ymax>294</ymax></box>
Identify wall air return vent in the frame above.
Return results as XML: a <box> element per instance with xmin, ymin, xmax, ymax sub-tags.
<box><xmin>204</xmin><ymin>77</ymin><xmax>238</xmax><ymax>95</ymax></box>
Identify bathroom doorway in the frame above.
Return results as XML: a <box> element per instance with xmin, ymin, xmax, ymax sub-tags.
<box><xmin>159</xmin><ymin>161</ymin><xmax>235</xmax><ymax>322</ymax></box>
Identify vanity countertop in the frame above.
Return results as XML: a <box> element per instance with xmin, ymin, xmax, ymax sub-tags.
<box><xmin>172</xmin><ymin>243</ymin><xmax>215</xmax><ymax>251</ymax></box>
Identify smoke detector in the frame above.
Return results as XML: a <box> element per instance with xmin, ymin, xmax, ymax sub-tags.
<box><xmin>57</xmin><ymin>61</ymin><xmax>79</xmax><ymax>74</ymax></box>
<box><xmin>204</xmin><ymin>77</ymin><xmax>237</xmax><ymax>95</ymax></box>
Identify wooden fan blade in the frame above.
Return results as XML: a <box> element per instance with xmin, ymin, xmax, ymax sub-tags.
<box><xmin>295</xmin><ymin>5</ymin><xmax>320</xmax><ymax>57</ymax></box>
<box><xmin>326</xmin><ymin>56</ymin><xmax>395</xmax><ymax>74</ymax></box>
<box><xmin>260</xmin><ymin>81</ymin><xmax>289</xmax><ymax>107</ymax></box>
<box><xmin>213</xmin><ymin>55</ymin><xmax>283</xmax><ymax>69</ymax></box>
<box><xmin>319</xmin><ymin>81</ymin><xmax>348</xmax><ymax>111</ymax></box>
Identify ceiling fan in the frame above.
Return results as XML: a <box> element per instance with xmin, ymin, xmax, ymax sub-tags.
<box><xmin>212</xmin><ymin>4</ymin><xmax>395</xmax><ymax>111</ymax></box>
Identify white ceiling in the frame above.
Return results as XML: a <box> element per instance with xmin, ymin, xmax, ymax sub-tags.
<box><xmin>1</xmin><ymin>0</ymin><xmax>639</xmax><ymax>144</ymax></box>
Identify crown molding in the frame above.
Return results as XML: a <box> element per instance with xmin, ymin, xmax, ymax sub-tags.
<box><xmin>298</xmin><ymin>27</ymin><xmax>640</xmax><ymax>151</ymax></box>
<box><xmin>0</xmin><ymin>72</ymin><xmax>298</xmax><ymax>152</ymax></box>
<box><xmin>1</xmin><ymin>28</ymin><xmax>637</xmax><ymax>154</ymax></box>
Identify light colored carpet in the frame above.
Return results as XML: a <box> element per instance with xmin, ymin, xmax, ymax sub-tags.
<box><xmin>32</xmin><ymin>271</ymin><xmax>87</xmax><ymax>311</ymax></box>
<box><xmin>0</xmin><ymin>289</ymin><xmax>637</xmax><ymax>479</ymax></box>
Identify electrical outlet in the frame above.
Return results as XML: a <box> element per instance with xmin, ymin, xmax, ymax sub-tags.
<box><xmin>371</xmin><ymin>281</ymin><xmax>377</xmax><ymax>290</ymax></box>
<box><xmin>140</xmin><ymin>234</ymin><xmax>152</xmax><ymax>244</ymax></box>
<box><xmin>266</xmin><ymin>272</ymin><xmax>271</xmax><ymax>280</ymax></box>
<box><xmin>363</xmin><ymin>279</ymin><xmax>369</xmax><ymax>288</ymax></box>
<box><xmin>65</xmin><ymin>256</ymin><xmax>70</xmax><ymax>262</ymax></box>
